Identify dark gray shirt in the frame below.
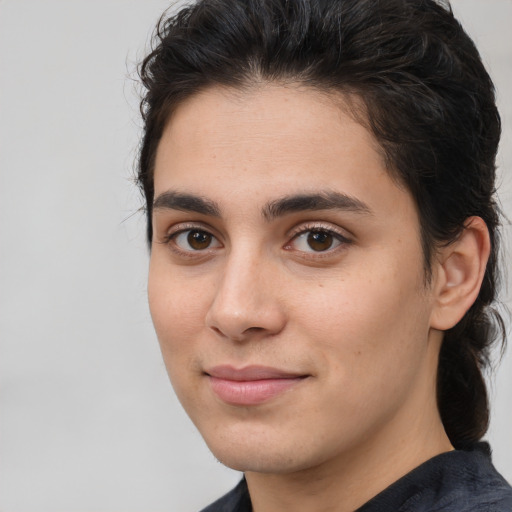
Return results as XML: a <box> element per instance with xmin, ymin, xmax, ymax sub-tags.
<box><xmin>200</xmin><ymin>444</ymin><xmax>512</xmax><ymax>511</ymax></box>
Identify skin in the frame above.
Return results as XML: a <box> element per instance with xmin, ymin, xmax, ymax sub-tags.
<box><xmin>148</xmin><ymin>84</ymin><xmax>488</xmax><ymax>512</ymax></box>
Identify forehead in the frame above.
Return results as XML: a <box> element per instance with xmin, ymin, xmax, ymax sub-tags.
<box><xmin>153</xmin><ymin>84</ymin><xmax>414</xmax><ymax>225</ymax></box>
<box><xmin>158</xmin><ymin>84</ymin><xmax>375</xmax><ymax>153</ymax></box>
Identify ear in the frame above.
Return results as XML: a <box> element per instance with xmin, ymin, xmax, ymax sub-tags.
<box><xmin>430</xmin><ymin>217</ymin><xmax>491</xmax><ymax>331</ymax></box>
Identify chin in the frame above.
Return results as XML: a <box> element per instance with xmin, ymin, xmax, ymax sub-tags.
<box><xmin>201</xmin><ymin>426</ymin><xmax>326</xmax><ymax>474</ymax></box>
<box><xmin>213</xmin><ymin>447</ymin><xmax>303</xmax><ymax>474</ymax></box>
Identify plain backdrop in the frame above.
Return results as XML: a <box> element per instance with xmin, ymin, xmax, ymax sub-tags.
<box><xmin>0</xmin><ymin>1</ymin><xmax>511</xmax><ymax>511</ymax></box>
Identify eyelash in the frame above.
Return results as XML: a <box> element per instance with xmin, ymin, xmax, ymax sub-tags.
<box><xmin>161</xmin><ymin>222</ymin><xmax>352</xmax><ymax>259</ymax></box>
<box><xmin>285</xmin><ymin>223</ymin><xmax>352</xmax><ymax>257</ymax></box>
<box><xmin>160</xmin><ymin>223</ymin><xmax>221</xmax><ymax>259</ymax></box>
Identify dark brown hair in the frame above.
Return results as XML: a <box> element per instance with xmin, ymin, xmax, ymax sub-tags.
<box><xmin>138</xmin><ymin>0</ymin><xmax>505</xmax><ymax>448</ymax></box>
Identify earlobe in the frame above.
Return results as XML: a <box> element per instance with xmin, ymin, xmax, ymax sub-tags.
<box><xmin>430</xmin><ymin>217</ymin><xmax>491</xmax><ymax>331</ymax></box>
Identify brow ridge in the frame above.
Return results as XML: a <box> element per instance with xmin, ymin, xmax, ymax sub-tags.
<box><xmin>152</xmin><ymin>190</ymin><xmax>372</xmax><ymax>220</ymax></box>
<box><xmin>152</xmin><ymin>191</ymin><xmax>221</xmax><ymax>217</ymax></box>
<box><xmin>262</xmin><ymin>191</ymin><xmax>372</xmax><ymax>221</ymax></box>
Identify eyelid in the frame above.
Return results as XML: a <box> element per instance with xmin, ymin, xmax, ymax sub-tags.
<box><xmin>157</xmin><ymin>220</ymin><xmax>352</xmax><ymax>258</ymax></box>
<box><xmin>162</xmin><ymin>221</ymin><xmax>220</xmax><ymax>240</ymax></box>
<box><xmin>286</xmin><ymin>221</ymin><xmax>353</xmax><ymax>243</ymax></box>
<box><xmin>284</xmin><ymin>221</ymin><xmax>353</xmax><ymax>256</ymax></box>
<box><xmin>160</xmin><ymin>222</ymin><xmax>223</xmax><ymax>256</ymax></box>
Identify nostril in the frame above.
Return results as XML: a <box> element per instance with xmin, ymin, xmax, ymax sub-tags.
<box><xmin>210</xmin><ymin>326</ymin><xmax>225</xmax><ymax>337</ymax></box>
<box><xmin>244</xmin><ymin>326</ymin><xmax>265</xmax><ymax>334</ymax></box>
<box><xmin>208</xmin><ymin>324</ymin><xmax>266</xmax><ymax>342</ymax></box>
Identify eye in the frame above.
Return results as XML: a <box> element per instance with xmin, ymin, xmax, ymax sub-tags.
<box><xmin>288</xmin><ymin>228</ymin><xmax>349</xmax><ymax>253</ymax></box>
<box><xmin>173</xmin><ymin>229</ymin><xmax>221</xmax><ymax>251</ymax></box>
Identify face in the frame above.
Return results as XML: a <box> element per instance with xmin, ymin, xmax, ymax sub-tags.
<box><xmin>148</xmin><ymin>85</ymin><xmax>442</xmax><ymax>474</ymax></box>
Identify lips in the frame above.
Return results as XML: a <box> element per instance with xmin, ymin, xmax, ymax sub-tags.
<box><xmin>205</xmin><ymin>365</ymin><xmax>307</xmax><ymax>406</ymax></box>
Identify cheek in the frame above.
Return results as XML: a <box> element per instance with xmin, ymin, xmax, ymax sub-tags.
<box><xmin>289</xmin><ymin>278</ymin><xmax>431</xmax><ymax>445</ymax></box>
<box><xmin>147</xmin><ymin>263</ymin><xmax>214</xmax><ymax>410</ymax></box>
<box><xmin>297</xmin><ymin>260</ymin><xmax>430</xmax><ymax>384</ymax></box>
<box><xmin>147</xmin><ymin>260</ymin><xmax>211</xmax><ymax>355</ymax></box>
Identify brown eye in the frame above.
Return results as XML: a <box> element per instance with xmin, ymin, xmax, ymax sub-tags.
<box><xmin>307</xmin><ymin>231</ymin><xmax>334</xmax><ymax>251</ymax></box>
<box><xmin>173</xmin><ymin>229</ymin><xmax>221</xmax><ymax>251</ymax></box>
<box><xmin>187</xmin><ymin>230</ymin><xmax>212</xmax><ymax>250</ymax></box>
<box><xmin>288</xmin><ymin>228</ymin><xmax>347</xmax><ymax>254</ymax></box>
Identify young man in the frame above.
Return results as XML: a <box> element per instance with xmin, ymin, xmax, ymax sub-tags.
<box><xmin>138</xmin><ymin>0</ymin><xmax>512</xmax><ymax>510</ymax></box>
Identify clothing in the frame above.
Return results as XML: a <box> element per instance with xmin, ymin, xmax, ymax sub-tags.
<box><xmin>200</xmin><ymin>444</ymin><xmax>512</xmax><ymax>512</ymax></box>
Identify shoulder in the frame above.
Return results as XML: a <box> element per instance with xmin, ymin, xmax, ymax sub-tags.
<box><xmin>359</xmin><ymin>443</ymin><xmax>512</xmax><ymax>512</ymax></box>
<box><xmin>430</xmin><ymin>444</ymin><xmax>512</xmax><ymax>512</ymax></box>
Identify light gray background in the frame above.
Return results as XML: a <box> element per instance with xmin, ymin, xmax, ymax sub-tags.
<box><xmin>0</xmin><ymin>1</ymin><xmax>510</xmax><ymax>511</ymax></box>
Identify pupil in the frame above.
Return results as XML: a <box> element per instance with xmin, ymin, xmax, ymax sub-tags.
<box><xmin>188</xmin><ymin>230</ymin><xmax>211</xmax><ymax>250</ymax></box>
<box><xmin>307</xmin><ymin>231</ymin><xmax>333</xmax><ymax>251</ymax></box>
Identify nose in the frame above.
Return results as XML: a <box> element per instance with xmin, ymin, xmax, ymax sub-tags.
<box><xmin>205</xmin><ymin>250</ymin><xmax>287</xmax><ymax>342</ymax></box>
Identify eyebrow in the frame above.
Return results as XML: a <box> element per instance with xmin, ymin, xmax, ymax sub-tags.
<box><xmin>262</xmin><ymin>191</ymin><xmax>372</xmax><ymax>220</ymax></box>
<box><xmin>152</xmin><ymin>190</ymin><xmax>372</xmax><ymax>220</ymax></box>
<box><xmin>152</xmin><ymin>191</ymin><xmax>221</xmax><ymax>217</ymax></box>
